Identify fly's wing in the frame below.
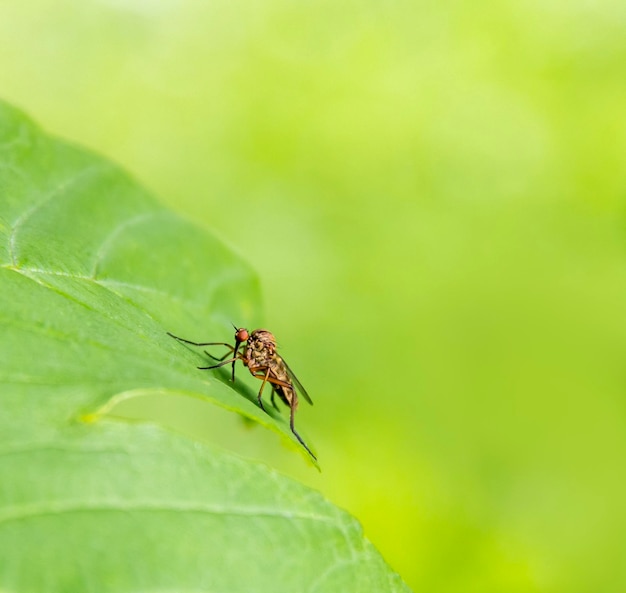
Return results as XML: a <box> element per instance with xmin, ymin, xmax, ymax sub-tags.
<box><xmin>279</xmin><ymin>355</ymin><xmax>313</xmax><ymax>405</ymax></box>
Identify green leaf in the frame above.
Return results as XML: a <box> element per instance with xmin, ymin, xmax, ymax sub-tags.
<box><xmin>0</xmin><ymin>101</ymin><xmax>410</xmax><ymax>592</ymax></box>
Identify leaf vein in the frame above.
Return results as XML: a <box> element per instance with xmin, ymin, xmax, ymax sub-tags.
<box><xmin>0</xmin><ymin>501</ymin><xmax>337</xmax><ymax>527</ymax></box>
<box><xmin>8</xmin><ymin>164</ymin><xmax>109</xmax><ymax>266</ymax></box>
<box><xmin>90</xmin><ymin>210</ymin><xmax>164</xmax><ymax>279</ymax></box>
<box><xmin>3</xmin><ymin>264</ymin><xmax>206</xmax><ymax>314</ymax></box>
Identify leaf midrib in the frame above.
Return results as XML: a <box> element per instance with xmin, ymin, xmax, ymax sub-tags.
<box><xmin>0</xmin><ymin>501</ymin><xmax>338</xmax><ymax>527</ymax></box>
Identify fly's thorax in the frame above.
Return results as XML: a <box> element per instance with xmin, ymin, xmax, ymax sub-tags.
<box><xmin>242</xmin><ymin>329</ymin><xmax>275</xmax><ymax>369</ymax></box>
<box><xmin>247</xmin><ymin>330</ymin><xmax>276</xmax><ymax>359</ymax></box>
<box><xmin>249</xmin><ymin>329</ymin><xmax>277</xmax><ymax>352</ymax></box>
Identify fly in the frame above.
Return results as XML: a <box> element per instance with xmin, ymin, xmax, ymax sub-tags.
<box><xmin>167</xmin><ymin>327</ymin><xmax>316</xmax><ymax>460</ymax></box>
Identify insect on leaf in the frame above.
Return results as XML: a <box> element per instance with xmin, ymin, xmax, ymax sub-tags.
<box><xmin>0</xmin><ymin>100</ymin><xmax>411</xmax><ymax>593</ymax></box>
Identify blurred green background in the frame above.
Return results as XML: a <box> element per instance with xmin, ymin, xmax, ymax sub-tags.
<box><xmin>2</xmin><ymin>1</ymin><xmax>626</xmax><ymax>591</ymax></box>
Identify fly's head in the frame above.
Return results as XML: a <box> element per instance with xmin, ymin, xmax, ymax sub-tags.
<box><xmin>232</xmin><ymin>327</ymin><xmax>250</xmax><ymax>363</ymax></box>
<box><xmin>234</xmin><ymin>327</ymin><xmax>249</xmax><ymax>343</ymax></box>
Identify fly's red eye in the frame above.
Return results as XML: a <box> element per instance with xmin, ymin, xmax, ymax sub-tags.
<box><xmin>236</xmin><ymin>328</ymin><xmax>249</xmax><ymax>342</ymax></box>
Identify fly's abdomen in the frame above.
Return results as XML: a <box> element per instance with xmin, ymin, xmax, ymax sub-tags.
<box><xmin>274</xmin><ymin>383</ymin><xmax>297</xmax><ymax>408</ymax></box>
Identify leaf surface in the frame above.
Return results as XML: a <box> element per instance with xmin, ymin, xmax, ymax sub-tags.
<box><xmin>0</xmin><ymin>102</ymin><xmax>410</xmax><ymax>592</ymax></box>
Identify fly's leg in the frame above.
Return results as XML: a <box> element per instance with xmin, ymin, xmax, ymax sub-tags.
<box><xmin>203</xmin><ymin>348</ymin><xmax>239</xmax><ymax>381</ymax></box>
<box><xmin>198</xmin><ymin>356</ymin><xmax>240</xmax><ymax>371</ymax></box>
<box><xmin>250</xmin><ymin>371</ymin><xmax>316</xmax><ymax>460</ymax></box>
<box><xmin>255</xmin><ymin>367</ymin><xmax>272</xmax><ymax>412</ymax></box>
<box><xmin>255</xmin><ymin>375</ymin><xmax>296</xmax><ymax>402</ymax></box>
<box><xmin>251</xmin><ymin>369</ymin><xmax>286</xmax><ymax>412</ymax></box>
<box><xmin>289</xmin><ymin>403</ymin><xmax>317</xmax><ymax>461</ymax></box>
<box><xmin>166</xmin><ymin>333</ymin><xmax>240</xmax><ymax>376</ymax></box>
<box><xmin>270</xmin><ymin>388</ymin><xmax>280</xmax><ymax>411</ymax></box>
<box><xmin>257</xmin><ymin>376</ymin><xmax>316</xmax><ymax>460</ymax></box>
<box><xmin>203</xmin><ymin>348</ymin><xmax>234</xmax><ymax>362</ymax></box>
<box><xmin>167</xmin><ymin>332</ymin><xmax>233</xmax><ymax>349</ymax></box>
<box><xmin>260</xmin><ymin>376</ymin><xmax>292</xmax><ymax>389</ymax></box>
